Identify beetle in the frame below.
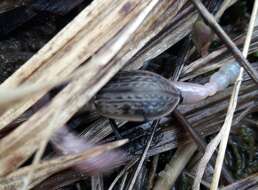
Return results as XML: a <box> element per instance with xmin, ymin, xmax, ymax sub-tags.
<box><xmin>94</xmin><ymin>70</ymin><xmax>181</xmax><ymax>121</ymax></box>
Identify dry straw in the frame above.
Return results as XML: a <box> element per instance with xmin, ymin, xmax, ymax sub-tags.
<box><xmin>193</xmin><ymin>0</ymin><xmax>258</xmax><ymax>189</ymax></box>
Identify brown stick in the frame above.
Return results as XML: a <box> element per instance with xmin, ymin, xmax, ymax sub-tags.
<box><xmin>173</xmin><ymin>110</ymin><xmax>234</xmax><ymax>183</ymax></box>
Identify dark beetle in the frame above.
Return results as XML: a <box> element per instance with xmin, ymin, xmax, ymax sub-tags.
<box><xmin>94</xmin><ymin>70</ymin><xmax>181</xmax><ymax>121</ymax></box>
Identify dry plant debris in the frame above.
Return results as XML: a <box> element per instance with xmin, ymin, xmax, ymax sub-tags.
<box><xmin>0</xmin><ymin>0</ymin><xmax>257</xmax><ymax>190</ymax></box>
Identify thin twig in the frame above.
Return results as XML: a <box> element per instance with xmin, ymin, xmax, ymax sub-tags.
<box><xmin>191</xmin><ymin>0</ymin><xmax>258</xmax><ymax>85</ymax></box>
<box><xmin>171</xmin><ymin>36</ymin><xmax>234</xmax><ymax>183</ymax></box>
<box><xmin>173</xmin><ymin>110</ymin><xmax>234</xmax><ymax>183</ymax></box>
<box><xmin>126</xmin><ymin>120</ymin><xmax>159</xmax><ymax>190</ymax></box>
<box><xmin>242</xmin><ymin>0</ymin><xmax>258</xmax><ymax>58</ymax></box>
<box><xmin>21</xmin><ymin>106</ymin><xmax>64</xmax><ymax>190</ymax></box>
<box><xmin>210</xmin><ymin>68</ymin><xmax>243</xmax><ymax>190</ymax></box>
<box><xmin>233</xmin><ymin>103</ymin><xmax>255</xmax><ymax>126</ymax></box>
<box><xmin>108</xmin><ymin>159</ymin><xmax>138</xmax><ymax>190</ymax></box>
<box><xmin>192</xmin><ymin>69</ymin><xmax>243</xmax><ymax>190</ymax></box>
<box><xmin>210</xmin><ymin>1</ymin><xmax>258</xmax><ymax>189</ymax></box>
<box><xmin>174</xmin><ymin>110</ymin><xmax>206</xmax><ymax>150</ymax></box>
<box><xmin>119</xmin><ymin>172</ymin><xmax>128</xmax><ymax>190</ymax></box>
<box><xmin>193</xmin><ymin>1</ymin><xmax>258</xmax><ymax>189</ymax></box>
<box><xmin>153</xmin><ymin>143</ymin><xmax>197</xmax><ymax>190</ymax></box>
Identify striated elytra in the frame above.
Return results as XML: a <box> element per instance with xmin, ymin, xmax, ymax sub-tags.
<box><xmin>94</xmin><ymin>70</ymin><xmax>181</xmax><ymax>121</ymax></box>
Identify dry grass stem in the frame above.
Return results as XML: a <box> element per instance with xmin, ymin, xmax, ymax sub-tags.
<box><xmin>127</xmin><ymin>121</ymin><xmax>159</xmax><ymax>190</ymax></box>
<box><xmin>0</xmin><ymin>139</ymin><xmax>128</xmax><ymax>189</ymax></box>
<box><xmin>108</xmin><ymin>159</ymin><xmax>138</xmax><ymax>190</ymax></box>
<box><xmin>242</xmin><ymin>0</ymin><xmax>258</xmax><ymax>58</ymax></box>
<box><xmin>153</xmin><ymin>143</ymin><xmax>197</xmax><ymax>190</ymax></box>
<box><xmin>193</xmin><ymin>1</ymin><xmax>258</xmax><ymax>189</ymax></box>
<box><xmin>21</xmin><ymin>106</ymin><xmax>64</xmax><ymax>190</ymax></box>
<box><xmin>192</xmin><ymin>69</ymin><xmax>243</xmax><ymax>190</ymax></box>
<box><xmin>210</xmin><ymin>1</ymin><xmax>258</xmax><ymax>189</ymax></box>
<box><xmin>210</xmin><ymin>68</ymin><xmax>243</xmax><ymax>190</ymax></box>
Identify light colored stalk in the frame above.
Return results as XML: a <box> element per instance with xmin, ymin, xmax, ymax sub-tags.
<box><xmin>21</xmin><ymin>106</ymin><xmax>64</xmax><ymax>190</ymax></box>
<box><xmin>153</xmin><ymin>143</ymin><xmax>197</xmax><ymax>190</ymax></box>
<box><xmin>209</xmin><ymin>68</ymin><xmax>243</xmax><ymax>190</ymax></box>
<box><xmin>210</xmin><ymin>1</ymin><xmax>258</xmax><ymax>189</ymax></box>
